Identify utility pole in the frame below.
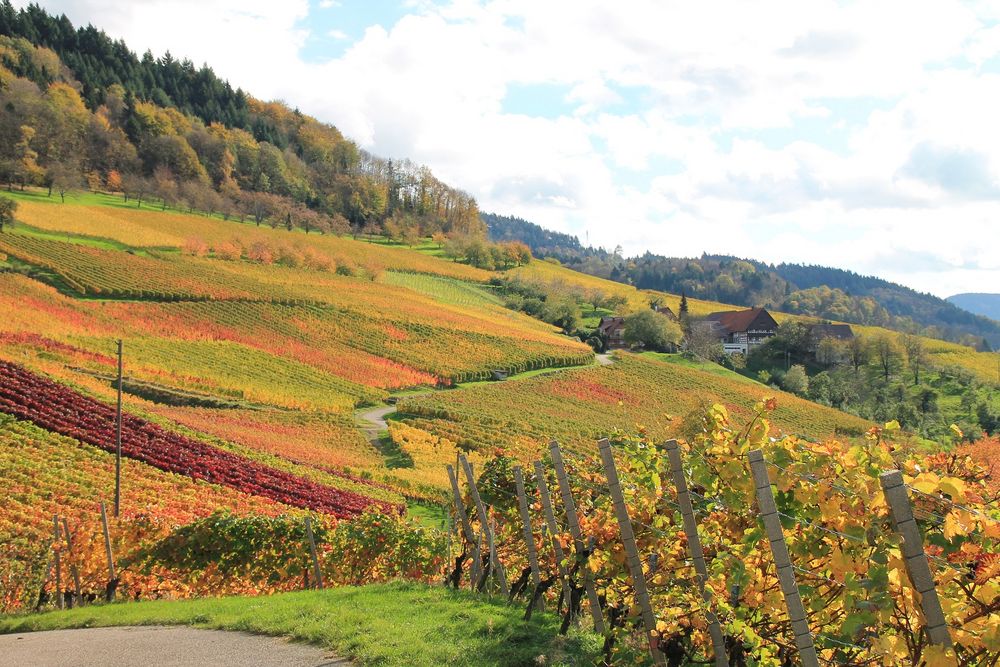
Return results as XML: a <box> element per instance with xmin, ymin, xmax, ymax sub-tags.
<box><xmin>114</xmin><ymin>339</ymin><xmax>123</xmax><ymax>518</ymax></box>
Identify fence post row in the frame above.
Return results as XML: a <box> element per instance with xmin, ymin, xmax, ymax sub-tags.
<box><xmin>549</xmin><ymin>441</ymin><xmax>605</xmax><ymax>634</ymax></box>
<box><xmin>304</xmin><ymin>515</ymin><xmax>324</xmax><ymax>590</ymax></box>
<box><xmin>747</xmin><ymin>450</ymin><xmax>819</xmax><ymax>667</ymax></box>
<box><xmin>533</xmin><ymin>460</ymin><xmax>572</xmax><ymax>609</ymax></box>
<box><xmin>879</xmin><ymin>470</ymin><xmax>953</xmax><ymax>647</ymax></box>
<box><xmin>99</xmin><ymin>501</ymin><xmax>116</xmax><ymax>601</ymax></box>
<box><xmin>597</xmin><ymin>439</ymin><xmax>666</xmax><ymax>666</ymax></box>
<box><xmin>459</xmin><ymin>455</ymin><xmax>510</xmax><ymax>596</ymax></box>
<box><xmin>664</xmin><ymin>440</ymin><xmax>728</xmax><ymax>667</ymax></box>
<box><xmin>513</xmin><ymin>466</ymin><xmax>543</xmax><ymax>611</ymax></box>
<box><xmin>446</xmin><ymin>464</ymin><xmax>479</xmax><ymax>589</ymax></box>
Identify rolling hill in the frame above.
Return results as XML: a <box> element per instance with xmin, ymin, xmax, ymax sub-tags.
<box><xmin>485</xmin><ymin>212</ymin><xmax>1000</xmax><ymax>349</ymax></box>
<box><xmin>948</xmin><ymin>292</ymin><xmax>1000</xmax><ymax>322</ymax></box>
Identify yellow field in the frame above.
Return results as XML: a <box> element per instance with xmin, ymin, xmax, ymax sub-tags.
<box><xmin>13</xmin><ymin>198</ymin><xmax>491</xmax><ymax>281</ymax></box>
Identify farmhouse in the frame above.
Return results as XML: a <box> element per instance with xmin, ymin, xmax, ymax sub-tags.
<box><xmin>705</xmin><ymin>307</ymin><xmax>779</xmax><ymax>355</ymax></box>
<box><xmin>809</xmin><ymin>322</ymin><xmax>854</xmax><ymax>345</ymax></box>
<box><xmin>597</xmin><ymin>316</ymin><xmax>626</xmax><ymax>349</ymax></box>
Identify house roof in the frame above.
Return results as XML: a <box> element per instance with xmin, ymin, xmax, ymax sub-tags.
<box><xmin>652</xmin><ymin>305</ymin><xmax>677</xmax><ymax>320</ymax></box>
<box><xmin>811</xmin><ymin>323</ymin><xmax>854</xmax><ymax>340</ymax></box>
<box><xmin>597</xmin><ymin>316</ymin><xmax>625</xmax><ymax>334</ymax></box>
<box><xmin>704</xmin><ymin>308</ymin><xmax>778</xmax><ymax>334</ymax></box>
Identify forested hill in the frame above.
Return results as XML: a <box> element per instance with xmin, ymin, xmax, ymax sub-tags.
<box><xmin>0</xmin><ymin>2</ymin><xmax>483</xmax><ymax>240</ymax></box>
<box><xmin>485</xmin><ymin>212</ymin><xmax>1000</xmax><ymax>349</ymax></box>
<box><xmin>948</xmin><ymin>293</ymin><xmax>1000</xmax><ymax>322</ymax></box>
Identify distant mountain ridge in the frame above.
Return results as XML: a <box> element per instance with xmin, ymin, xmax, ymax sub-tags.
<box><xmin>948</xmin><ymin>293</ymin><xmax>1000</xmax><ymax>322</ymax></box>
<box><xmin>484</xmin><ymin>212</ymin><xmax>1000</xmax><ymax>349</ymax></box>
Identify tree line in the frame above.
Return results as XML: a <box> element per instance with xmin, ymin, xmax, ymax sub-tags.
<box><xmin>0</xmin><ymin>7</ymin><xmax>484</xmax><ymax>242</ymax></box>
<box><xmin>485</xmin><ymin>213</ymin><xmax>1000</xmax><ymax>350</ymax></box>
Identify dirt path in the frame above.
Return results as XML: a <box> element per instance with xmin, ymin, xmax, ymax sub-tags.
<box><xmin>357</xmin><ymin>404</ymin><xmax>396</xmax><ymax>444</ymax></box>
<box><xmin>0</xmin><ymin>626</ymin><xmax>348</xmax><ymax>667</ymax></box>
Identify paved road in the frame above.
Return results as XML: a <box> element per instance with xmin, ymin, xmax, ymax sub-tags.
<box><xmin>0</xmin><ymin>626</ymin><xmax>349</xmax><ymax>667</ymax></box>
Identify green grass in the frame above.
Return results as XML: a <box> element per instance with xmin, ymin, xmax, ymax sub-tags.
<box><xmin>0</xmin><ymin>582</ymin><xmax>601</xmax><ymax>667</ymax></box>
<box><xmin>639</xmin><ymin>351</ymin><xmax>765</xmax><ymax>384</ymax></box>
<box><xmin>406</xmin><ymin>500</ymin><xmax>448</xmax><ymax>529</ymax></box>
<box><xmin>453</xmin><ymin>360</ymin><xmax>598</xmax><ymax>389</ymax></box>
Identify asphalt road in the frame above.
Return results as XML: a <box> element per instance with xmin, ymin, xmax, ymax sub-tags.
<box><xmin>0</xmin><ymin>626</ymin><xmax>349</xmax><ymax>667</ymax></box>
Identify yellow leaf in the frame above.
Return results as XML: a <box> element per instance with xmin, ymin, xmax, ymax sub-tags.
<box><xmin>943</xmin><ymin>512</ymin><xmax>964</xmax><ymax>540</ymax></box>
<box><xmin>950</xmin><ymin>423</ymin><xmax>964</xmax><ymax>439</ymax></box>
<box><xmin>884</xmin><ymin>419</ymin><xmax>900</xmax><ymax>431</ymax></box>
<box><xmin>938</xmin><ymin>477</ymin><xmax>967</xmax><ymax>503</ymax></box>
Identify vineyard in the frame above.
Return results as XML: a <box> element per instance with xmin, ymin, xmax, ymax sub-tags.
<box><xmin>0</xmin><ymin>361</ymin><xmax>396</xmax><ymax>518</ymax></box>
<box><xmin>11</xmin><ymin>197</ymin><xmax>491</xmax><ymax>281</ymax></box>
<box><xmin>392</xmin><ymin>353</ymin><xmax>872</xmax><ymax>467</ymax></box>
<box><xmin>442</xmin><ymin>402</ymin><xmax>1000</xmax><ymax>666</ymax></box>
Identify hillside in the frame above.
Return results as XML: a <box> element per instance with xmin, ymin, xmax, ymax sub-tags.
<box><xmin>1</xmin><ymin>3</ymin><xmax>484</xmax><ymax>252</ymax></box>
<box><xmin>486</xmin><ymin>212</ymin><xmax>1000</xmax><ymax>349</ymax></box>
<box><xmin>948</xmin><ymin>292</ymin><xmax>1000</xmax><ymax>322</ymax></box>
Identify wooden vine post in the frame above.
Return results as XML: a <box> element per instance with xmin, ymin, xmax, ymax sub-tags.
<box><xmin>447</xmin><ymin>464</ymin><xmax>479</xmax><ymax>589</ymax></box>
<box><xmin>879</xmin><ymin>470</ymin><xmax>953</xmax><ymax>647</ymax></box>
<box><xmin>62</xmin><ymin>517</ymin><xmax>82</xmax><ymax>608</ymax></box>
<box><xmin>51</xmin><ymin>515</ymin><xmax>63</xmax><ymax>610</ymax></box>
<box><xmin>99</xmin><ymin>500</ymin><xmax>116</xmax><ymax>601</ymax></box>
<box><xmin>748</xmin><ymin>450</ymin><xmax>819</xmax><ymax>667</ymax></box>
<box><xmin>597</xmin><ymin>439</ymin><xmax>665</xmax><ymax>666</ymax></box>
<box><xmin>513</xmin><ymin>466</ymin><xmax>543</xmax><ymax>610</ymax></box>
<box><xmin>533</xmin><ymin>460</ymin><xmax>571</xmax><ymax>605</ymax></box>
<box><xmin>114</xmin><ymin>339</ymin><xmax>123</xmax><ymax>518</ymax></box>
<box><xmin>549</xmin><ymin>441</ymin><xmax>605</xmax><ymax>634</ymax></box>
<box><xmin>459</xmin><ymin>455</ymin><xmax>509</xmax><ymax>596</ymax></box>
<box><xmin>304</xmin><ymin>515</ymin><xmax>324</xmax><ymax>590</ymax></box>
<box><xmin>664</xmin><ymin>440</ymin><xmax>728</xmax><ymax>667</ymax></box>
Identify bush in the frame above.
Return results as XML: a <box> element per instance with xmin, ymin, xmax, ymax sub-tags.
<box><xmin>781</xmin><ymin>364</ymin><xmax>809</xmax><ymax>396</ymax></box>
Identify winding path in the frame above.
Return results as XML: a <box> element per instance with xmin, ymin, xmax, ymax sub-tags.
<box><xmin>0</xmin><ymin>626</ymin><xmax>348</xmax><ymax>667</ymax></box>
<box><xmin>354</xmin><ymin>354</ymin><xmax>617</xmax><ymax>443</ymax></box>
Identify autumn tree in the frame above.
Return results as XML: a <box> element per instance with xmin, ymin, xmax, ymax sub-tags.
<box><xmin>624</xmin><ymin>309</ymin><xmax>683</xmax><ymax>352</ymax></box>
<box><xmin>0</xmin><ymin>196</ymin><xmax>16</xmax><ymax>232</ymax></box>
<box><xmin>845</xmin><ymin>334</ymin><xmax>868</xmax><ymax>374</ymax></box>
<box><xmin>901</xmin><ymin>334</ymin><xmax>928</xmax><ymax>385</ymax></box>
<box><xmin>46</xmin><ymin>161</ymin><xmax>83</xmax><ymax>202</ymax></box>
<box><xmin>870</xmin><ymin>334</ymin><xmax>902</xmax><ymax>382</ymax></box>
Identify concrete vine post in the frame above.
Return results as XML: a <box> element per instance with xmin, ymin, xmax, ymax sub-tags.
<box><xmin>52</xmin><ymin>515</ymin><xmax>63</xmax><ymax>610</ymax></box>
<box><xmin>664</xmin><ymin>439</ymin><xmax>728</xmax><ymax>666</ymax></box>
<box><xmin>99</xmin><ymin>501</ymin><xmax>116</xmax><ymax>601</ymax></box>
<box><xmin>533</xmin><ymin>460</ymin><xmax>571</xmax><ymax>608</ymax></box>
<box><xmin>748</xmin><ymin>450</ymin><xmax>819</xmax><ymax>667</ymax></box>
<box><xmin>304</xmin><ymin>515</ymin><xmax>324</xmax><ymax>590</ymax></box>
<box><xmin>549</xmin><ymin>441</ymin><xmax>605</xmax><ymax>634</ymax></box>
<box><xmin>513</xmin><ymin>465</ymin><xmax>543</xmax><ymax>611</ymax></box>
<box><xmin>597</xmin><ymin>439</ymin><xmax>665</xmax><ymax>665</ymax></box>
<box><xmin>879</xmin><ymin>470</ymin><xmax>953</xmax><ymax>647</ymax></box>
<box><xmin>447</xmin><ymin>464</ymin><xmax>478</xmax><ymax>589</ymax></box>
<box><xmin>459</xmin><ymin>455</ymin><xmax>509</xmax><ymax>596</ymax></box>
<box><xmin>61</xmin><ymin>517</ymin><xmax>82</xmax><ymax>608</ymax></box>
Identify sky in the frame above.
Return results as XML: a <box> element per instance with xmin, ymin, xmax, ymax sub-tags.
<box><xmin>16</xmin><ymin>0</ymin><xmax>1000</xmax><ymax>297</ymax></box>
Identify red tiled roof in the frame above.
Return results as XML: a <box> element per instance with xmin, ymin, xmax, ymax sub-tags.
<box><xmin>705</xmin><ymin>308</ymin><xmax>777</xmax><ymax>334</ymax></box>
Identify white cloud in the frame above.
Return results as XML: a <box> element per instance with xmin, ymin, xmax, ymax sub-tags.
<box><xmin>16</xmin><ymin>0</ymin><xmax>1000</xmax><ymax>296</ymax></box>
